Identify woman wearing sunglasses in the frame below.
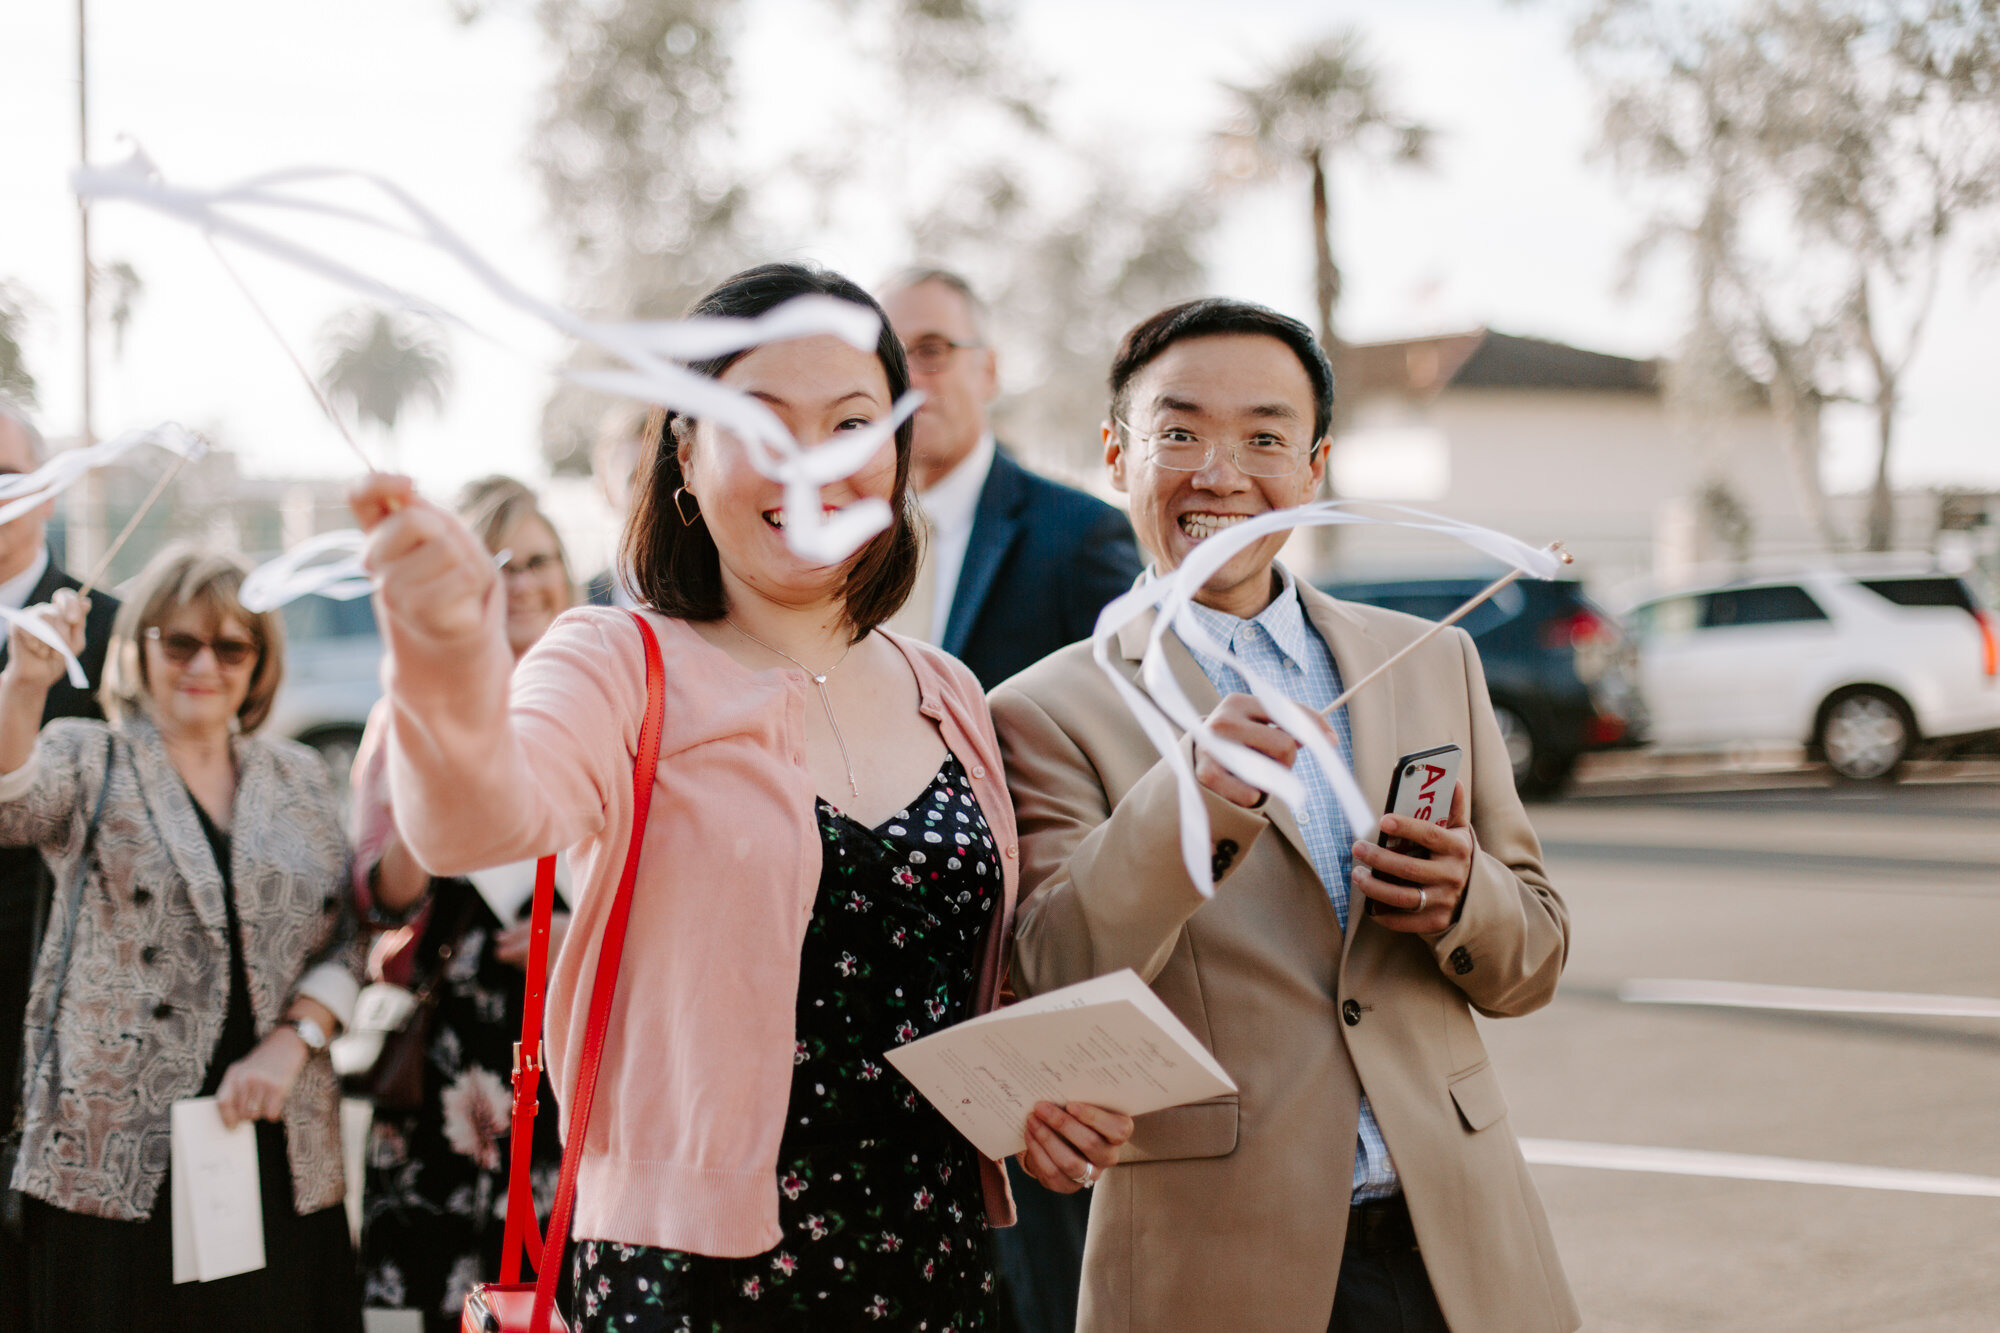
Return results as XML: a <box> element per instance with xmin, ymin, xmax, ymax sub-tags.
<box><xmin>0</xmin><ymin>545</ymin><xmax>363</xmax><ymax>1333</ymax></box>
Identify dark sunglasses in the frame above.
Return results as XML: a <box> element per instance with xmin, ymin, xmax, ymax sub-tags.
<box><xmin>144</xmin><ymin>627</ymin><xmax>260</xmax><ymax>668</ymax></box>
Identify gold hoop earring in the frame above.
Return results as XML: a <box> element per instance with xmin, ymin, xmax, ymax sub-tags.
<box><xmin>673</xmin><ymin>487</ymin><xmax>701</xmax><ymax>526</ymax></box>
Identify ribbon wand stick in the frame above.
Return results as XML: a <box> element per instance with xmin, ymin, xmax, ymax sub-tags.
<box><xmin>1319</xmin><ymin>542</ymin><xmax>1573</xmax><ymax>719</ymax></box>
<box><xmin>77</xmin><ymin>446</ymin><xmax>198</xmax><ymax>600</ymax></box>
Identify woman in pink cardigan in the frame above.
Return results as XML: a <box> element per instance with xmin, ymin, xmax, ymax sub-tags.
<box><xmin>350</xmin><ymin>263</ymin><xmax>1128</xmax><ymax>1332</ymax></box>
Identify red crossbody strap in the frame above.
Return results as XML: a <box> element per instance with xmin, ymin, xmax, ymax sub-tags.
<box><xmin>498</xmin><ymin>853</ymin><xmax>558</xmax><ymax>1283</ymax></box>
<box><xmin>529</xmin><ymin>611</ymin><xmax>667</xmax><ymax>1332</ymax></box>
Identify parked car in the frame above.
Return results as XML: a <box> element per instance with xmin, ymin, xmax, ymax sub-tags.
<box><xmin>1318</xmin><ymin>576</ymin><xmax>1647</xmax><ymax>797</ymax></box>
<box><xmin>1623</xmin><ymin>564</ymin><xmax>2000</xmax><ymax>780</ymax></box>
<box><xmin>265</xmin><ymin>592</ymin><xmax>384</xmax><ymax>803</ymax></box>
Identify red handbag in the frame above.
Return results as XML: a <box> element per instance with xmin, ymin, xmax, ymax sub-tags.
<box><xmin>463</xmin><ymin>611</ymin><xmax>666</xmax><ymax>1333</ymax></box>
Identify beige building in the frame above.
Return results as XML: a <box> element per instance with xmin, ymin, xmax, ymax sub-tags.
<box><xmin>1307</xmin><ymin>329</ymin><xmax>1822</xmax><ymax>594</ymax></box>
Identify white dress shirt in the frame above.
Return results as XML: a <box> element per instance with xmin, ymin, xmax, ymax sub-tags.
<box><xmin>912</xmin><ymin>433</ymin><xmax>996</xmax><ymax>644</ymax></box>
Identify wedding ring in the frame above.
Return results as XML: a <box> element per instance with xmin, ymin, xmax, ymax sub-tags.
<box><xmin>1072</xmin><ymin>1163</ymin><xmax>1098</xmax><ymax>1188</ymax></box>
<box><xmin>1415</xmin><ymin>888</ymin><xmax>1427</xmax><ymax>912</ymax></box>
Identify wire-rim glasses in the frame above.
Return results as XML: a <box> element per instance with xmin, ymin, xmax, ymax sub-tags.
<box><xmin>902</xmin><ymin>336</ymin><xmax>983</xmax><ymax>375</ymax></box>
<box><xmin>1113</xmin><ymin>418</ymin><xmax>1314</xmax><ymax>478</ymax></box>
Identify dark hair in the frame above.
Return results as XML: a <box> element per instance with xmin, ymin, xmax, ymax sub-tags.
<box><xmin>1108</xmin><ymin>298</ymin><xmax>1336</xmax><ymax>446</ymax></box>
<box><xmin>623</xmin><ymin>262</ymin><xmax>921</xmax><ymax>639</ymax></box>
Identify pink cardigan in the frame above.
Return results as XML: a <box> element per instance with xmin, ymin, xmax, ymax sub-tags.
<box><xmin>382</xmin><ymin>603</ymin><xmax>1019</xmax><ymax>1256</ymax></box>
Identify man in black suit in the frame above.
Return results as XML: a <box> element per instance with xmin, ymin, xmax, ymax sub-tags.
<box><xmin>0</xmin><ymin>401</ymin><xmax>120</xmax><ymax>1333</ymax></box>
<box><xmin>878</xmin><ymin>271</ymin><xmax>1142</xmax><ymax>1331</ymax></box>
<box><xmin>879</xmin><ymin>269</ymin><xmax>1142</xmax><ymax>692</ymax></box>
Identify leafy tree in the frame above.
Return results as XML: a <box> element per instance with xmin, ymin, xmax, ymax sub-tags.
<box><xmin>530</xmin><ymin>0</ymin><xmax>753</xmax><ymax>469</ymax></box>
<box><xmin>0</xmin><ymin>280</ymin><xmax>40</xmax><ymax>407</ymax></box>
<box><xmin>518</xmin><ymin>0</ymin><xmax>1212</xmax><ymax>479</ymax></box>
<box><xmin>1577</xmin><ymin>0</ymin><xmax>2000</xmax><ymax>550</ymax></box>
<box><xmin>1218</xmin><ymin>31</ymin><xmax>1432</xmax><ymax>435</ymax></box>
<box><xmin>318</xmin><ymin>306</ymin><xmax>455</xmax><ymax>457</ymax></box>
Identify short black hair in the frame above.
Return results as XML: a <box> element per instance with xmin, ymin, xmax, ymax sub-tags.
<box><xmin>623</xmin><ymin>262</ymin><xmax>921</xmax><ymax>640</ymax></box>
<box><xmin>1108</xmin><ymin>298</ymin><xmax>1335</xmax><ymax>444</ymax></box>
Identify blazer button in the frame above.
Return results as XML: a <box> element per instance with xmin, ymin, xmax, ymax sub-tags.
<box><xmin>970</xmin><ymin>764</ymin><xmax>987</xmax><ymax>780</ymax></box>
<box><xmin>1449</xmin><ymin>945</ymin><xmax>1475</xmax><ymax>976</ymax></box>
<box><xmin>1210</xmin><ymin>839</ymin><xmax>1239</xmax><ymax>878</ymax></box>
<box><xmin>1341</xmin><ymin>998</ymin><xmax>1362</xmax><ymax>1027</ymax></box>
<box><xmin>152</xmin><ymin>1002</ymin><xmax>173</xmax><ymax>1019</ymax></box>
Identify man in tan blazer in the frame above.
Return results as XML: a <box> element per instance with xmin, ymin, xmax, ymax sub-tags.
<box><xmin>990</xmin><ymin>299</ymin><xmax>1580</xmax><ymax>1332</ymax></box>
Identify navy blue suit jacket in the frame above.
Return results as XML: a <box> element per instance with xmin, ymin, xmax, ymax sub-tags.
<box><xmin>943</xmin><ymin>448</ymin><xmax>1143</xmax><ymax>692</ymax></box>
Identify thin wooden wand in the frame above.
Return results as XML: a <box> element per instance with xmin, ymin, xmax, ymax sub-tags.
<box><xmin>77</xmin><ymin>446</ymin><xmax>197</xmax><ymax>600</ymax></box>
<box><xmin>1319</xmin><ymin>542</ymin><xmax>1573</xmax><ymax>719</ymax></box>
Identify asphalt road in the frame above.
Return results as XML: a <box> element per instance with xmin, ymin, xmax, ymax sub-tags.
<box><xmin>1481</xmin><ymin>768</ymin><xmax>2000</xmax><ymax>1332</ymax></box>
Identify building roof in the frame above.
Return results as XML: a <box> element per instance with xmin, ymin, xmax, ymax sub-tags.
<box><xmin>1346</xmin><ymin>329</ymin><xmax>1661</xmax><ymax>399</ymax></box>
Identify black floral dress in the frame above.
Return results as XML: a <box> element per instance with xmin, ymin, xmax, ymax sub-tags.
<box><xmin>573</xmin><ymin>754</ymin><xmax>1001</xmax><ymax>1332</ymax></box>
<box><xmin>360</xmin><ymin>877</ymin><xmax>569</xmax><ymax>1331</ymax></box>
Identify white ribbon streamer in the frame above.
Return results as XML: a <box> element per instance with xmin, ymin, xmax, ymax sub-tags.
<box><xmin>0</xmin><ymin>423</ymin><xmax>207</xmax><ymax>527</ymax></box>
<box><xmin>1095</xmin><ymin>501</ymin><xmax>1567</xmax><ymax>898</ymax></box>
<box><xmin>238</xmin><ymin>531</ymin><xmax>373</xmax><ymax>613</ymax></box>
<box><xmin>239</xmin><ymin>531</ymin><xmax>523</xmax><ymax>613</ymax></box>
<box><xmin>75</xmin><ymin>150</ymin><xmax>916</xmax><ymax>566</ymax></box>
<box><xmin>0</xmin><ymin>606</ymin><xmax>89</xmax><ymax>691</ymax></box>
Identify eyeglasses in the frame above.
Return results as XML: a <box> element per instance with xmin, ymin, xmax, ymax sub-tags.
<box><xmin>902</xmin><ymin>336</ymin><xmax>982</xmax><ymax>375</ymax></box>
<box><xmin>1113</xmin><ymin>420</ymin><xmax>1315</xmax><ymax>478</ymax></box>
<box><xmin>500</xmin><ymin>552</ymin><xmax>561</xmax><ymax>578</ymax></box>
<box><xmin>145</xmin><ymin>627</ymin><xmax>260</xmax><ymax>668</ymax></box>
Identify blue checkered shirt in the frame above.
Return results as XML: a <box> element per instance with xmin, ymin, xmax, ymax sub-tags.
<box><xmin>1180</xmin><ymin>567</ymin><xmax>1400</xmax><ymax>1202</ymax></box>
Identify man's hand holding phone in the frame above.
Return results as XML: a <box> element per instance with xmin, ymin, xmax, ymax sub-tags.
<box><xmin>1352</xmin><ymin>781</ymin><xmax>1474</xmax><ymax>934</ymax></box>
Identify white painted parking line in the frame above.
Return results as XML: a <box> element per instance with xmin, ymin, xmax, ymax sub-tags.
<box><xmin>1618</xmin><ymin>978</ymin><xmax>2000</xmax><ymax>1019</ymax></box>
<box><xmin>1520</xmin><ymin>1139</ymin><xmax>2000</xmax><ymax>1198</ymax></box>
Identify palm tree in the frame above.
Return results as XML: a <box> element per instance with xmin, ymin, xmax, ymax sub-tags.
<box><xmin>318</xmin><ymin>306</ymin><xmax>454</xmax><ymax>462</ymax></box>
<box><xmin>1220</xmin><ymin>31</ymin><xmax>1431</xmax><ymax>437</ymax></box>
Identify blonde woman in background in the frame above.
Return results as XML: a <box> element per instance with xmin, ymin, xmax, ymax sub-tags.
<box><xmin>0</xmin><ymin>547</ymin><xmax>362</xmax><ymax>1333</ymax></box>
<box><xmin>352</xmin><ymin>477</ymin><xmax>577</xmax><ymax>1329</ymax></box>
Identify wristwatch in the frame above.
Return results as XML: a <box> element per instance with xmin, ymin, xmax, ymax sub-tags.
<box><xmin>282</xmin><ymin>1016</ymin><xmax>331</xmax><ymax>1052</ymax></box>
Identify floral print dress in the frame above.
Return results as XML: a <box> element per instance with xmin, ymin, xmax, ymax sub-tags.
<box><xmin>361</xmin><ymin>877</ymin><xmax>569</xmax><ymax>1331</ymax></box>
<box><xmin>573</xmin><ymin>753</ymin><xmax>1001</xmax><ymax>1332</ymax></box>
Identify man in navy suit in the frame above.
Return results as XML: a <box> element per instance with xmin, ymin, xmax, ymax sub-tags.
<box><xmin>879</xmin><ymin>269</ymin><xmax>1142</xmax><ymax>692</ymax></box>
<box><xmin>879</xmin><ymin>271</ymin><xmax>1142</xmax><ymax>1331</ymax></box>
<box><xmin>0</xmin><ymin>401</ymin><xmax>120</xmax><ymax>1333</ymax></box>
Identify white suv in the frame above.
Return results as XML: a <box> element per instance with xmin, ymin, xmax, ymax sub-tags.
<box><xmin>1624</xmin><ymin>564</ymin><xmax>1999</xmax><ymax>780</ymax></box>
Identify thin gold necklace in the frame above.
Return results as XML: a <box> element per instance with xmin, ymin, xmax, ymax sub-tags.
<box><xmin>728</xmin><ymin>620</ymin><xmax>862</xmax><ymax>798</ymax></box>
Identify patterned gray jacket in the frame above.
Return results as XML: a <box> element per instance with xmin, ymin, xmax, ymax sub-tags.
<box><xmin>0</xmin><ymin>715</ymin><xmax>362</xmax><ymax>1221</ymax></box>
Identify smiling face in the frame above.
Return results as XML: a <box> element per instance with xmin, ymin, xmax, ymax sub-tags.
<box><xmin>496</xmin><ymin>513</ymin><xmax>571</xmax><ymax>658</ymax></box>
<box><xmin>1106</xmin><ymin>332</ymin><xmax>1326</xmax><ymax>619</ymax></box>
<box><xmin>680</xmin><ymin>334</ymin><xmax>899</xmax><ymax>611</ymax></box>
<box><xmin>880</xmin><ymin>279</ymin><xmax>997</xmax><ymax>491</ymax></box>
<box><xmin>142</xmin><ymin>604</ymin><xmax>261</xmax><ymax>739</ymax></box>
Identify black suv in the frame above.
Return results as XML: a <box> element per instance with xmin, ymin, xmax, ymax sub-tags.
<box><xmin>1317</xmin><ymin>576</ymin><xmax>1647</xmax><ymax>797</ymax></box>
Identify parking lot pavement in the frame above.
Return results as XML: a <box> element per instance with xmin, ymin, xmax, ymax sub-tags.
<box><xmin>1480</xmin><ymin>768</ymin><xmax>2000</xmax><ymax>1331</ymax></box>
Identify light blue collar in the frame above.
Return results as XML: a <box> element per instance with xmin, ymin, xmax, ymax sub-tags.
<box><xmin>1178</xmin><ymin>564</ymin><xmax>1318</xmax><ymax>675</ymax></box>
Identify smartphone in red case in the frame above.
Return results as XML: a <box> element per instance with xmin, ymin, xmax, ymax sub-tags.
<box><xmin>1364</xmin><ymin>744</ymin><xmax>1464</xmax><ymax>907</ymax></box>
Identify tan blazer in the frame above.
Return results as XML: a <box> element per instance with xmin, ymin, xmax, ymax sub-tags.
<box><xmin>990</xmin><ymin>584</ymin><xmax>1580</xmax><ymax>1333</ymax></box>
